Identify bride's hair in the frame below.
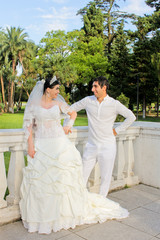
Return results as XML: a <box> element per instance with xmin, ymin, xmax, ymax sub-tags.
<box><xmin>43</xmin><ymin>75</ymin><xmax>60</xmax><ymax>94</ymax></box>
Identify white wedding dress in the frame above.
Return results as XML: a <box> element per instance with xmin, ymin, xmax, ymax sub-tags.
<box><xmin>19</xmin><ymin>104</ymin><xmax>128</xmax><ymax>234</ymax></box>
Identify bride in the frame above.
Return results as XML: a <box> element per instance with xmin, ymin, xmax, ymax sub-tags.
<box><xmin>19</xmin><ymin>76</ymin><xmax>129</xmax><ymax>234</ymax></box>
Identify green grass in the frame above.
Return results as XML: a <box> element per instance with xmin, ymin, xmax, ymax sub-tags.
<box><xmin>75</xmin><ymin>110</ymin><xmax>88</xmax><ymax>126</ymax></box>
<box><xmin>0</xmin><ymin>109</ymin><xmax>88</xmax><ymax>129</ymax></box>
<box><xmin>1</xmin><ymin>109</ymin><xmax>160</xmax><ymax>130</ymax></box>
<box><xmin>137</xmin><ymin>116</ymin><xmax>160</xmax><ymax>122</ymax></box>
<box><xmin>0</xmin><ymin>111</ymin><xmax>24</xmax><ymax>129</ymax></box>
<box><xmin>4</xmin><ymin>152</ymin><xmax>11</xmax><ymax>176</ymax></box>
<box><xmin>1</xmin><ymin>107</ymin><xmax>160</xmax><ymax>130</ymax></box>
<box><xmin>75</xmin><ymin>117</ymin><xmax>88</xmax><ymax>126</ymax></box>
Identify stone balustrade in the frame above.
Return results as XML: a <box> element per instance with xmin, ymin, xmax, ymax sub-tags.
<box><xmin>0</xmin><ymin>129</ymin><xmax>25</xmax><ymax>225</ymax></box>
<box><xmin>0</xmin><ymin>122</ymin><xmax>160</xmax><ymax>225</ymax></box>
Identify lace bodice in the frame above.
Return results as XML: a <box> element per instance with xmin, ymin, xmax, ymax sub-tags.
<box><xmin>23</xmin><ymin>101</ymin><xmax>72</xmax><ymax>141</ymax></box>
<box><xmin>34</xmin><ymin>105</ymin><xmax>65</xmax><ymax>139</ymax></box>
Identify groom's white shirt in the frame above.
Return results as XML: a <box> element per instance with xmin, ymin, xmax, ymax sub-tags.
<box><xmin>70</xmin><ymin>95</ymin><xmax>136</xmax><ymax>145</ymax></box>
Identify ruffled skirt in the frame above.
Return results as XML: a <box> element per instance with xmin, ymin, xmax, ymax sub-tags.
<box><xmin>19</xmin><ymin>136</ymin><xmax>128</xmax><ymax>234</ymax></box>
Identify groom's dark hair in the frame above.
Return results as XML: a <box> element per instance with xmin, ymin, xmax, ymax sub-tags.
<box><xmin>93</xmin><ymin>76</ymin><xmax>109</xmax><ymax>92</ymax></box>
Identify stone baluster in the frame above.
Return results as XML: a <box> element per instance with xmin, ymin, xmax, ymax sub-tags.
<box><xmin>92</xmin><ymin>163</ymin><xmax>100</xmax><ymax>186</ymax></box>
<box><xmin>82</xmin><ymin>141</ymin><xmax>87</xmax><ymax>153</ymax></box>
<box><xmin>0</xmin><ymin>147</ymin><xmax>9</xmax><ymax>208</ymax></box>
<box><xmin>6</xmin><ymin>145</ymin><xmax>25</xmax><ymax>205</ymax></box>
<box><xmin>124</xmin><ymin>136</ymin><xmax>136</xmax><ymax>178</ymax></box>
<box><xmin>113</xmin><ymin>136</ymin><xmax>126</xmax><ymax>180</ymax></box>
<box><xmin>88</xmin><ymin>163</ymin><xmax>100</xmax><ymax>193</ymax></box>
<box><xmin>75</xmin><ymin>141</ymin><xmax>83</xmax><ymax>156</ymax></box>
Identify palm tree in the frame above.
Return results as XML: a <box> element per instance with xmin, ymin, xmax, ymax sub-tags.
<box><xmin>0</xmin><ymin>27</ymin><xmax>28</xmax><ymax>112</ymax></box>
<box><xmin>0</xmin><ymin>30</ymin><xmax>7</xmax><ymax>112</ymax></box>
<box><xmin>16</xmin><ymin>41</ymin><xmax>38</xmax><ymax>110</ymax></box>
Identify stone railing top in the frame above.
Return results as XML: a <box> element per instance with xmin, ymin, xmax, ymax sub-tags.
<box><xmin>133</xmin><ymin>121</ymin><xmax>160</xmax><ymax>129</ymax></box>
<box><xmin>1</xmin><ymin>121</ymin><xmax>160</xmax><ymax>143</ymax></box>
<box><xmin>0</xmin><ymin>124</ymin><xmax>138</xmax><ymax>136</ymax></box>
<box><xmin>0</xmin><ymin>129</ymin><xmax>24</xmax><ymax>135</ymax></box>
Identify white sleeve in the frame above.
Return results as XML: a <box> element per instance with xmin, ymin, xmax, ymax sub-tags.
<box><xmin>59</xmin><ymin>101</ymin><xmax>70</xmax><ymax>115</ymax></box>
<box><xmin>114</xmin><ymin>100</ymin><xmax>136</xmax><ymax>134</ymax></box>
<box><xmin>59</xmin><ymin>102</ymin><xmax>75</xmax><ymax>128</ymax></box>
<box><xmin>69</xmin><ymin>97</ymin><xmax>88</xmax><ymax>112</ymax></box>
<box><xmin>23</xmin><ymin>104</ymin><xmax>35</xmax><ymax>141</ymax></box>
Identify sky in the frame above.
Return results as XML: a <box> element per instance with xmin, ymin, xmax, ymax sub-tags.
<box><xmin>0</xmin><ymin>0</ymin><xmax>154</xmax><ymax>44</ymax></box>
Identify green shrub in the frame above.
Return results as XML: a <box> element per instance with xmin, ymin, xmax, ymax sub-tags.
<box><xmin>116</xmin><ymin>93</ymin><xmax>130</xmax><ymax>122</ymax></box>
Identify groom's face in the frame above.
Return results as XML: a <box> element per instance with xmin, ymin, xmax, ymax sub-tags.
<box><xmin>92</xmin><ymin>81</ymin><xmax>106</xmax><ymax>99</ymax></box>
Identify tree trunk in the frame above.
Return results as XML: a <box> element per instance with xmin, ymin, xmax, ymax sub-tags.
<box><xmin>16</xmin><ymin>87</ymin><xmax>23</xmax><ymax>112</ymax></box>
<box><xmin>0</xmin><ymin>93</ymin><xmax>4</xmax><ymax>113</ymax></box>
<box><xmin>8</xmin><ymin>80</ymin><xmax>15</xmax><ymax>113</ymax></box>
<box><xmin>148</xmin><ymin>104</ymin><xmax>151</xmax><ymax>115</ymax></box>
<box><xmin>157</xmin><ymin>82</ymin><xmax>159</xmax><ymax>117</ymax></box>
<box><xmin>8</xmin><ymin>79</ymin><xmax>11</xmax><ymax>112</ymax></box>
<box><xmin>8</xmin><ymin>59</ymin><xmax>16</xmax><ymax>113</ymax></box>
<box><xmin>106</xmin><ymin>0</ymin><xmax>114</xmax><ymax>54</ymax></box>
<box><xmin>21</xmin><ymin>84</ymin><xmax>29</xmax><ymax>98</ymax></box>
<box><xmin>142</xmin><ymin>94</ymin><xmax>146</xmax><ymax>119</ymax></box>
<box><xmin>136</xmin><ymin>76</ymin><xmax>139</xmax><ymax>120</ymax></box>
<box><xmin>10</xmin><ymin>80</ymin><xmax>15</xmax><ymax>113</ymax></box>
<box><xmin>0</xmin><ymin>75</ymin><xmax>7</xmax><ymax>112</ymax></box>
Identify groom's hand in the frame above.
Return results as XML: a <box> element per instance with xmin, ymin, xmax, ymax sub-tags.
<box><xmin>113</xmin><ymin>128</ymin><xmax>117</xmax><ymax>136</ymax></box>
<box><xmin>63</xmin><ymin>126</ymin><xmax>72</xmax><ymax>135</ymax></box>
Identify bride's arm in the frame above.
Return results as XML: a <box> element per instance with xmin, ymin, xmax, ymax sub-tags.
<box><xmin>27</xmin><ymin>125</ymin><xmax>36</xmax><ymax>158</ymax></box>
<box><xmin>23</xmin><ymin>103</ymin><xmax>36</xmax><ymax>158</ymax></box>
<box><xmin>63</xmin><ymin>111</ymin><xmax>77</xmax><ymax>135</ymax></box>
<box><xmin>58</xmin><ymin>101</ymin><xmax>77</xmax><ymax>134</ymax></box>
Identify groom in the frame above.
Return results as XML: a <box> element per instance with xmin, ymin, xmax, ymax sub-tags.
<box><xmin>70</xmin><ymin>76</ymin><xmax>136</xmax><ymax>197</ymax></box>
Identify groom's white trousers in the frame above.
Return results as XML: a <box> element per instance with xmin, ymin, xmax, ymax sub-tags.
<box><xmin>82</xmin><ymin>140</ymin><xmax>116</xmax><ymax>197</ymax></box>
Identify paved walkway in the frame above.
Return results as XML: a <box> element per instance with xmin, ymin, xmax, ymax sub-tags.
<box><xmin>1</xmin><ymin>184</ymin><xmax>160</xmax><ymax>240</ymax></box>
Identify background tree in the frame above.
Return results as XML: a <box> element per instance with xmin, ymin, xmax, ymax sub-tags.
<box><xmin>78</xmin><ymin>0</ymin><xmax>136</xmax><ymax>55</ymax></box>
<box><xmin>109</xmin><ymin>21</ymin><xmax>133</xmax><ymax>103</ymax></box>
<box><xmin>68</xmin><ymin>3</ymin><xmax>110</xmax><ymax>101</ymax></box>
<box><xmin>33</xmin><ymin>30</ymin><xmax>78</xmax><ymax>101</ymax></box>
<box><xmin>68</xmin><ymin>34</ymin><xmax>110</xmax><ymax>101</ymax></box>
<box><xmin>151</xmin><ymin>53</ymin><xmax>160</xmax><ymax>116</ymax></box>
<box><xmin>0</xmin><ymin>27</ymin><xmax>28</xmax><ymax>112</ymax></box>
<box><xmin>145</xmin><ymin>0</ymin><xmax>160</xmax><ymax>11</ymax></box>
<box><xmin>82</xmin><ymin>2</ymin><xmax>104</xmax><ymax>39</ymax></box>
<box><xmin>0</xmin><ymin>30</ymin><xmax>7</xmax><ymax>112</ymax></box>
<box><xmin>130</xmin><ymin>14</ymin><xmax>158</xmax><ymax>118</ymax></box>
<box><xmin>116</xmin><ymin>92</ymin><xmax>130</xmax><ymax>121</ymax></box>
<box><xmin>15</xmin><ymin>41</ymin><xmax>38</xmax><ymax>110</ymax></box>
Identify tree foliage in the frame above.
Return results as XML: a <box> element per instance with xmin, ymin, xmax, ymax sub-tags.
<box><xmin>78</xmin><ymin>0</ymin><xmax>136</xmax><ymax>54</ymax></box>
<box><xmin>109</xmin><ymin>21</ymin><xmax>132</xmax><ymax>100</ymax></box>
<box><xmin>82</xmin><ymin>2</ymin><xmax>104</xmax><ymax>38</ymax></box>
<box><xmin>0</xmin><ymin>27</ymin><xmax>37</xmax><ymax>112</ymax></box>
<box><xmin>0</xmin><ymin>0</ymin><xmax>160</xmax><ymax>115</ymax></box>
<box><xmin>145</xmin><ymin>0</ymin><xmax>160</xmax><ymax>11</ymax></box>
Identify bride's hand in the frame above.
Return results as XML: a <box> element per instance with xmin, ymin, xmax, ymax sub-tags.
<box><xmin>63</xmin><ymin>126</ymin><xmax>72</xmax><ymax>135</ymax></box>
<box><xmin>28</xmin><ymin>143</ymin><xmax>36</xmax><ymax>158</ymax></box>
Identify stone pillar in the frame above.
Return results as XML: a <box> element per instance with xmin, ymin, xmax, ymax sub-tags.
<box><xmin>0</xmin><ymin>147</ymin><xmax>9</xmax><ymax>208</ymax></box>
<box><xmin>6</xmin><ymin>145</ymin><xmax>25</xmax><ymax>205</ymax></box>
<box><xmin>113</xmin><ymin>136</ymin><xmax>126</xmax><ymax>180</ymax></box>
<box><xmin>124</xmin><ymin>136</ymin><xmax>139</xmax><ymax>185</ymax></box>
